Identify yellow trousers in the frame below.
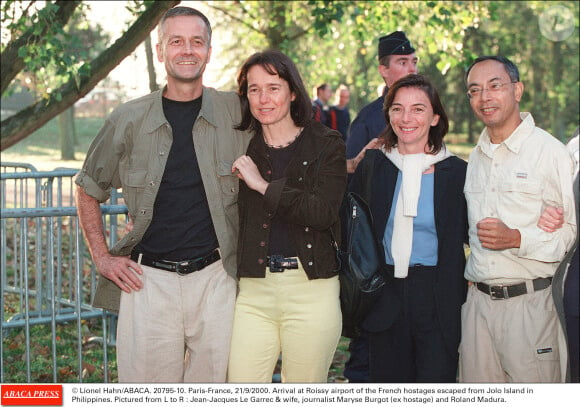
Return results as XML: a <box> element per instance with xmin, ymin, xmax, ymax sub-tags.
<box><xmin>228</xmin><ymin>264</ymin><xmax>341</xmax><ymax>383</ymax></box>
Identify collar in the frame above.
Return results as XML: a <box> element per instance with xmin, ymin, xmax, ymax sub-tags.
<box><xmin>142</xmin><ymin>86</ymin><xmax>219</xmax><ymax>134</ymax></box>
<box><xmin>476</xmin><ymin>112</ymin><xmax>535</xmax><ymax>157</ymax></box>
<box><xmin>197</xmin><ymin>87</ymin><xmax>220</xmax><ymax>128</ymax></box>
<box><xmin>140</xmin><ymin>88</ymin><xmax>167</xmax><ymax>134</ymax></box>
<box><xmin>247</xmin><ymin>120</ymin><xmax>332</xmax><ymax>162</ymax></box>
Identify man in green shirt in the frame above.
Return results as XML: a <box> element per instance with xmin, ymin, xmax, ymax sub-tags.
<box><xmin>75</xmin><ymin>6</ymin><xmax>250</xmax><ymax>383</ymax></box>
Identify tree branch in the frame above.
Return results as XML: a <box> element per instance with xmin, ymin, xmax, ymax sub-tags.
<box><xmin>287</xmin><ymin>25</ymin><xmax>310</xmax><ymax>42</ymax></box>
<box><xmin>207</xmin><ymin>3</ymin><xmax>264</xmax><ymax>35</ymax></box>
<box><xmin>1</xmin><ymin>0</ymin><xmax>180</xmax><ymax>150</ymax></box>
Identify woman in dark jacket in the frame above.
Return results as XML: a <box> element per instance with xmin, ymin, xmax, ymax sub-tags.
<box><xmin>227</xmin><ymin>50</ymin><xmax>347</xmax><ymax>383</ymax></box>
<box><xmin>350</xmin><ymin>74</ymin><xmax>468</xmax><ymax>382</ymax></box>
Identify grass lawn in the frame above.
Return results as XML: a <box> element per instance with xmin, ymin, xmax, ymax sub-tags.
<box><xmin>2</xmin><ymin>116</ymin><xmax>103</xmax><ymax>171</ymax></box>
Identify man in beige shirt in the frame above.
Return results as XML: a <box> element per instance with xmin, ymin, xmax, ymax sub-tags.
<box><xmin>459</xmin><ymin>56</ymin><xmax>576</xmax><ymax>382</ymax></box>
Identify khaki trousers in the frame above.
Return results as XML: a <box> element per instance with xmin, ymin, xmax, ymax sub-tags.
<box><xmin>116</xmin><ymin>259</ymin><xmax>236</xmax><ymax>383</ymax></box>
<box><xmin>459</xmin><ymin>284</ymin><xmax>566</xmax><ymax>383</ymax></box>
<box><xmin>228</xmin><ymin>265</ymin><xmax>341</xmax><ymax>383</ymax></box>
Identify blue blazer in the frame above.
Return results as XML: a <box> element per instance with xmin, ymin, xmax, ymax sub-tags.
<box><xmin>349</xmin><ymin>149</ymin><xmax>468</xmax><ymax>356</ymax></box>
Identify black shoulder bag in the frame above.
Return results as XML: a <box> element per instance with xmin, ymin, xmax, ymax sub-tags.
<box><xmin>331</xmin><ymin>156</ymin><xmax>386</xmax><ymax>338</ymax></box>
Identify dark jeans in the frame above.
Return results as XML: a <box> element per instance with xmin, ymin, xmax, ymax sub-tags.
<box><xmin>368</xmin><ymin>266</ymin><xmax>457</xmax><ymax>383</ymax></box>
<box><xmin>343</xmin><ymin>332</ymin><xmax>369</xmax><ymax>383</ymax></box>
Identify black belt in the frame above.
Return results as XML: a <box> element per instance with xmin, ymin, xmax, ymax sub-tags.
<box><xmin>476</xmin><ymin>277</ymin><xmax>552</xmax><ymax>300</ymax></box>
<box><xmin>131</xmin><ymin>249</ymin><xmax>220</xmax><ymax>275</ymax></box>
<box><xmin>267</xmin><ymin>255</ymin><xmax>298</xmax><ymax>272</ymax></box>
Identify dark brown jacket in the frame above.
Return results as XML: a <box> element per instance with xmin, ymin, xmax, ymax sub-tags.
<box><xmin>237</xmin><ymin>120</ymin><xmax>347</xmax><ymax>279</ymax></box>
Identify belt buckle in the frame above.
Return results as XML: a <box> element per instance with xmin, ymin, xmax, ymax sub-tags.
<box><xmin>269</xmin><ymin>255</ymin><xmax>284</xmax><ymax>272</ymax></box>
<box><xmin>176</xmin><ymin>260</ymin><xmax>192</xmax><ymax>276</ymax></box>
<box><xmin>489</xmin><ymin>285</ymin><xmax>508</xmax><ymax>300</ymax></box>
<box><xmin>280</xmin><ymin>258</ymin><xmax>296</xmax><ymax>269</ymax></box>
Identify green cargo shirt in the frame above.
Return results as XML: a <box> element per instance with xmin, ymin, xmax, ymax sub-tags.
<box><xmin>75</xmin><ymin>86</ymin><xmax>251</xmax><ymax>312</ymax></box>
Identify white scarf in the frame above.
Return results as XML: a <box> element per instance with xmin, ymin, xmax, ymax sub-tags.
<box><xmin>382</xmin><ymin>145</ymin><xmax>453</xmax><ymax>278</ymax></box>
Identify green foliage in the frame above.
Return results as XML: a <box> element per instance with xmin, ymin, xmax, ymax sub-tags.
<box><xmin>2</xmin><ymin>1</ymin><xmax>578</xmax><ymax>146</ymax></box>
<box><xmin>310</xmin><ymin>0</ymin><xmax>348</xmax><ymax>36</ymax></box>
<box><xmin>3</xmin><ymin>2</ymin><xmax>90</xmax><ymax>98</ymax></box>
<box><xmin>207</xmin><ymin>1</ymin><xmax>485</xmax><ymax>109</ymax></box>
<box><xmin>1</xmin><ymin>1</ymin><xmax>145</xmax><ymax>101</ymax></box>
<box><xmin>206</xmin><ymin>1</ymin><xmax>577</xmax><ymax>141</ymax></box>
<box><xmin>457</xmin><ymin>1</ymin><xmax>579</xmax><ymax>140</ymax></box>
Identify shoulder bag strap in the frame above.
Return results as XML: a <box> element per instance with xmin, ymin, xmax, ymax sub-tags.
<box><xmin>360</xmin><ymin>150</ymin><xmax>374</xmax><ymax>206</ymax></box>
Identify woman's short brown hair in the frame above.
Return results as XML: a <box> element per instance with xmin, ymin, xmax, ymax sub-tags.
<box><xmin>380</xmin><ymin>74</ymin><xmax>449</xmax><ymax>154</ymax></box>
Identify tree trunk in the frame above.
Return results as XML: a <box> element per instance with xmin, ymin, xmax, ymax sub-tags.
<box><xmin>1</xmin><ymin>0</ymin><xmax>180</xmax><ymax>150</ymax></box>
<box><xmin>464</xmin><ymin>26</ymin><xmax>483</xmax><ymax>145</ymax></box>
<box><xmin>468</xmin><ymin>113</ymin><xmax>475</xmax><ymax>145</ymax></box>
<box><xmin>550</xmin><ymin>41</ymin><xmax>564</xmax><ymax>141</ymax></box>
<box><xmin>58</xmin><ymin>108</ymin><xmax>76</xmax><ymax>160</ymax></box>
<box><xmin>71</xmin><ymin>105</ymin><xmax>78</xmax><ymax>145</ymax></box>
<box><xmin>145</xmin><ymin>34</ymin><xmax>159</xmax><ymax>93</ymax></box>
<box><xmin>266</xmin><ymin>2</ymin><xmax>287</xmax><ymax>51</ymax></box>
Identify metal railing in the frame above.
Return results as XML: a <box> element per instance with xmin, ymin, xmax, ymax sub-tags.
<box><xmin>1</xmin><ymin>163</ymin><xmax>127</xmax><ymax>383</ymax></box>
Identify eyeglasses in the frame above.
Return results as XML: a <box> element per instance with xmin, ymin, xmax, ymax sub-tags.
<box><xmin>466</xmin><ymin>81</ymin><xmax>517</xmax><ymax>99</ymax></box>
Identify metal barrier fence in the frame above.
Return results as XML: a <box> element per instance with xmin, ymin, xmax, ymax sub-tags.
<box><xmin>1</xmin><ymin>163</ymin><xmax>127</xmax><ymax>383</ymax></box>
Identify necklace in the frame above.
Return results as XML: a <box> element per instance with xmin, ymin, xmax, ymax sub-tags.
<box><xmin>264</xmin><ymin>128</ymin><xmax>303</xmax><ymax>149</ymax></box>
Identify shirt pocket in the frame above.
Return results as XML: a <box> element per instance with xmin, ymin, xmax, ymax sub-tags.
<box><xmin>464</xmin><ymin>182</ymin><xmax>484</xmax><ymax>198</ymax></box>
<box><xmin>217</xmin><ymin>160</ymin><xmax>239</xmax><ymax>203</ymax></box>
<box><xmin>120</xmin><ymin>169</ymin><xmax>147</xmax><ymax>211</ymax></box>
<box><xmin>498</xmin><ymin>180</ymin><xmax>542</xmax><ymax>226</ymax></box>
<box><xmin>123</xmin><ymin>169</ymin><xmax>147</xmax><ymax>187</ymax></box>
